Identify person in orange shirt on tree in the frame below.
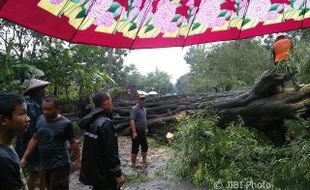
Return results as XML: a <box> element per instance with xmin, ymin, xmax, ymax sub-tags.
<box><xmin>272</xmin><ymin>33</ymin><xmax>304</xmax><ymax>91</ymax></box>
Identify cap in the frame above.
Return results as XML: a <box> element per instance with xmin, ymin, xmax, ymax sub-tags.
<box><xmin>24</xmin><ymin>79</ymin><xmax>50</xmax><ymax>95</ymax></box>
<box><xmin>137</xmin><ymin>94</ymin><xmax>146</xmax><ymax>99</ymax></box>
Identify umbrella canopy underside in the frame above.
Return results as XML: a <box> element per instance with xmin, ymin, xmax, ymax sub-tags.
<box><xmin>0</xmin><ymin>0</ymin><xmax>309</xmax><ymax>49</ymax></box>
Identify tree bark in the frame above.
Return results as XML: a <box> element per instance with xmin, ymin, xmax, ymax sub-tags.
<box><xmin>112</xmin><ymin>69</ymin><xmax>310</xmax><ymax>145</ymax></box>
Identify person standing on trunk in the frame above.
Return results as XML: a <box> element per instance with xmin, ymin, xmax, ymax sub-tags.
<box><xmin>272</xmin><ymin>33</ymin><xmax>304</xmax><ymax>91</ymax></box>
<box><xmin>130</xmin><ymin>94</ymin><xmax>149</xmax><ymax>168</ymax></box>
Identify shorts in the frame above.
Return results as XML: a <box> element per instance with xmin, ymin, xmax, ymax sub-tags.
<box><xmin>131</xmin><ymin>129</ymin><xmax>148</xmax><ymax>154</ymax></box>
<box><xmin>45</xmin><ymin>165</ymin><xmax>70</xmax><ymax>190</ymax></box>
<box><xmin>26</xmin><ymin>160</ymin><xmax>40</xmax><ymax>172</ymax></box>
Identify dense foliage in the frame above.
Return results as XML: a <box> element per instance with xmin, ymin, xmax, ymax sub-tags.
<box><xmin>168</xmin><ymin>115</ymin><xmax>310</xmax><ymax>189</ymax></box>
<box><xmin>0</xmin><ymin>20</ymin><xmax>174</xmax><ymax>97</ymax></box>
<box><xmin>176</xmin><ymin>29</ymin><xmax>310</xmax><ymax>93</ymax></box>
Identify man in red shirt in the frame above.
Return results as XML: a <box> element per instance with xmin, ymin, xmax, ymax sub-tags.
<box><xmin>272</xmin><ymin>33</ymin><xmax>304</xmax><ymax>91</ymax></box>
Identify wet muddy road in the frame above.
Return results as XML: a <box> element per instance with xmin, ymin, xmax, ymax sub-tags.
<box><xmin>69</xmin><ymin>136</ymin><xmax>207</xmax><ymax>190</ymax></box>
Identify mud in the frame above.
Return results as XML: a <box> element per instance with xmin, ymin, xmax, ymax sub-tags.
<box><xmin>69</xmin><ymin>136</ymin><xmax>207</xmax><ymax>190</ymax></box>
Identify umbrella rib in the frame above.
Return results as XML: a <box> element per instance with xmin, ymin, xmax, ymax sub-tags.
<box><xmin>129</xmin><ymin>0</ymin><xmax>153</xmax><ymax>50</ymax></box>
<box><xmin>182</xmin><ymin>0</ymin><xmax>203</xmax><ymax>48</ymax></box>
<box><xmin>237</xmin><ymin>0</ymin><xmax>251</xmax><ymax>40</ymax></box>
<box><xmin>57</xmin><ymin>0</ymin><xmax>71</xmax><ymax>17</ymax></box>
<box><xmin>0</xmin><ymin>0</ymin><xmax>8</xmax><ymax>11</ymax></box>
<box><xmin>69</xmin><ymin>0</ymin><xmax>97</xmax><ymax>43</ymax></box>
<box><xmin>300</xmin><ymin>1</ymin><xmax>307</xmax><ymax>29</ymax></box>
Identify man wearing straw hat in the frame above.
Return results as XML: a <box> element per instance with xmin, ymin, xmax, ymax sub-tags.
<box><xmin>15</xmin><ymin>78</ymin><xmax>50</xmax><ymax>190</ymax></box>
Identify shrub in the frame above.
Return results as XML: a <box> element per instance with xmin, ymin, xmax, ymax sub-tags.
<box><xmin>167</xmin><ymin>114</ymin><xmax>310</xmax><ymax>189</ymax></box>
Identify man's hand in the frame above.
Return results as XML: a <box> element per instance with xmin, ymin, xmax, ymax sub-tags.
<box><xmin>116</xmin><ymin>175</ymin><xmax>125</xmax><ymax>188</ymax></box>
<box><xmin>132</xmin><ymin>132</ymin><xmax>137</xmax><ymax>139</ymax></box>
<box><xmin>145</xmin><ymin>128</ymin><xmax>149</xmax><ymax>135</ymax></box>
<box><xmin>20</xmin><ymin>158</ymin><xmax>27</xmax><ymax>167</ymax></box>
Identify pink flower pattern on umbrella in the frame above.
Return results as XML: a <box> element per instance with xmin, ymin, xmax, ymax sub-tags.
<box><xmin>136</xmin><ymin>0</ymin><xmax>153</xmax><ymax>27</ymax></box>
<box><xmin>132</xmin><ymin>0</ymin><xmax>143</xmax><ymax>8</ymax></box>
<box><xmin>128</xmin><ymin>7</ymin><xmax>140</xmax><ymax>21</ymax></box>
<box><xmin>238</xmin><ymin>0</ymin><xmax>248</xmax><ymax>17</ymax></box>
<box><xmin>196</xmin><ymin>0</ymin><xmax>224</xmax><ymax>27</ymax></box>
<box><xmin>186</xmin><ymin>0</ymin><xmax>195</xmax><ymax>7</ymax></box>
<box><xmin>246</xmin><ymin>0</ymin><xmax>274</xmax><ymax>22</ymax></box>
<box><xmin>153</xmin><ymin>0</ymin><xmax>177</xmax><ymax>33</ymax></box>
<box><xmin>50</xmin><ymin>0</ymin><xmax>62</xmax><ymax>5</ymax></box>
<box><xmin>45</xmin><ymin>0</ymin><xmax>308</xmax><ymax>36</ymax></box>
<box><xmin>87</xmin><ymin>0</ymin><xmax>115</xmax><ymax>27</ymax></box>
<box><xmin>292</xmin><ymin>0</ymin><xmax>306</xmax><ymax>9</ymax></box>
<box><xmin>95</xmin><ymin>12</ymin><xmax>114</xmax><ymax>26</ymax></box>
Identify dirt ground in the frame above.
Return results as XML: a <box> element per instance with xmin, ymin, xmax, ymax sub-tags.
<box><xmin>69</xmin><ymin>136</ymin><xmax>207</xmax><ymax>190</ymax></box>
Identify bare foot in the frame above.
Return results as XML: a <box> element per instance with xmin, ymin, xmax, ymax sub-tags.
<box><xmin>142</xmin><ymin>161</ymin><xmax>149</xmax><ymax>168</ymax></box>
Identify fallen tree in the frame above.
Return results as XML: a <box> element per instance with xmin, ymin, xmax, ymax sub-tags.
<box><xmin>113</xmin><ymin>69</ymin><xmax>310</xmax><ymax>146</ymax></box>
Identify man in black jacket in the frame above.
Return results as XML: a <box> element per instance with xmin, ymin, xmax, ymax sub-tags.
<box><xmin>78</xmin><ymin>92</ymin><xmax>125</xmax><ymax>190</ymax></box>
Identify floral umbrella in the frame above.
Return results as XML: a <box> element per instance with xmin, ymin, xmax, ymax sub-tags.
<box><xmin>0</xmin><ymin>0</ymin><xmax>309</xmax><ymax>49</ymax></box>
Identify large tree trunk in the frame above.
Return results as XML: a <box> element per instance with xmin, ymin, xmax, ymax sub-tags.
<box><xmin>113</xmin><ymin>69</ymin><xmax>310</xmax><ymax>146</ymax></box>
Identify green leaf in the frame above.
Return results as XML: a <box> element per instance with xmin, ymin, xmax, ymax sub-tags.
<box><xmin>242</xmin><ymin>18</ymin><xmax>251</xmax><ymax>26</ymax></box>
<box><xmin>120</xmin><ymin>17</ymin><xmax>129</xmax><ymax>22</ymax></box>
<box><xmin>12</xmin><ymin>64</ymin><xmax>45</xmax><ymax>77</ymax></box>
<box><xmin>76</xmin><ymin>8</ymin><xmax>86</xmax><ymax>19</ymax></box>
<box><xmin>192</xmin><ymin>22</ymin><xmax>201</xmax><ymax>31</ymax></box>
<box><xmin>128</xmin><ymin>0</ymin><xmax>134</xmax><ymax>9</ymax></box>
<box><xmin>128</xmin><ymin>22</ymin><xmax>137</xmax><ymax>31</ymax></box>
<box><xmin>113</xmin><ymin>12</ymin><xmax>121</xmax><ymax>18</ymax></box>
<box><xmin>145</xmin><ymin>25</ymin><xmax>154</xmax><ymax>33</ymax></box>
<box><xmin>299</xmin><ymin>8</ymin><xmax>310</xmax><ymax>16</ymax></box>
<box><xmin>219</xmin><ymin>10</ymin><xmax>228</xmax><ymax>17</ymax></box>
<box><xmin>269</xmin><ymin>3</ymin><xmax>280</xmax><ymax>11</ymax></box>
<box><xmin>286</xmin><ymin>7</ymin><xmax>294</xmax><ymax>13</ymax></box>
<box><xmin>145</xmin><ymin>13</ymin><xmax>153</xmax><ymax>25</ymax></box>
<box><xmin>172</xmin><ymin>14</ymin><xmax>182</xmax><ymax>22</ymax></box>
<box><xmin>108</xmin><ymin>2</ymin><xmax>121</xmax><ymax>13</ymax></box>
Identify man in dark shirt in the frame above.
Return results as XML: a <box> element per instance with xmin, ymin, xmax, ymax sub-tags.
<box><xmin>130</xmin><ymin>94</ymin><xmax>149</xmax><ymax>168</ymax></box>
<box><xmin>0</xmin><ymin>93</ymin><xmax>30</xmax><ymax>190</ymax></box>
<box><xmin>16</xmin><ymin>78</ymin><xmax>50</xmax><ymax>190</ymax></box>
<box><xmin>78</xmin><ymin>92</ymin><xmax>125</xmax><ymax>190</ymax></box>
<box><xmin>21</xmin><ymin>96</ymin><xmax>80</xmax><ymax>190</ymax></box>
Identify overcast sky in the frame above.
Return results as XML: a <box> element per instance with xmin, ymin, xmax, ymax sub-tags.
<box><xmin>124</xmin><ymin>47</ymin><xmax>190</xmax><ymax>84</ymax></box>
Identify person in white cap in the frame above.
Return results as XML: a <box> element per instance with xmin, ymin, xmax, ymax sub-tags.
<box><xmin>272</xmin><ymin>33</ymin><xmax>304</xmax><ymax>91</ymax></box>
<box><xmin>15</xmin><ymin>78</ymin><xmax>50</xmax><ymax>190</ymax></box>
<box><xmin>130</xmin><ymin>94</ymin><xmax>149</xmax><ymax>168</ymax></box>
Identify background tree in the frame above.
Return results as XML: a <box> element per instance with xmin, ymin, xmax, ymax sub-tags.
<box><xmin>140</xmin><ymin>68</ymin><xmax>174</xmax><ymax>94</ymax></box>
<box><xmin>179</xmin><ymin>39</ymin><xmax>272</xmax><ymax>93</ymax></box>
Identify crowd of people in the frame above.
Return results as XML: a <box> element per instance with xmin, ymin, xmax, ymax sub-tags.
<box><xmin>0</xmin><ymin>79</ymin><xmax>149</xmax><ymax>190</ymax></box>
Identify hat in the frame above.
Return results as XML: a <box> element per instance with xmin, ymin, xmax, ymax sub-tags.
<box><xmin>24</xmin><ymin>79</ymin><xmax>50</xmax><ymax>95</ymax></box>
<box><xmin>276</xmin><ymin>33</ymin><xmax>286</xmax><ymax>39</ymax></box>
<box><xmin>137</xmin><ymin>94</ymin><xmax>146</xmax><ymax>99</ymax></box>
